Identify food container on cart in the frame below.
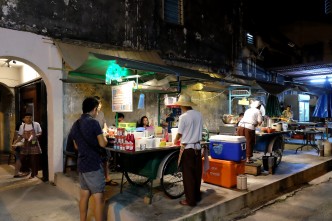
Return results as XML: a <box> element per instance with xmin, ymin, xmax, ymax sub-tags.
<box><xmin>202</xmin><ymin>157</ymin><xmax>245</xmax><ymax>188</ymax></box>
<box><xmin>209</xmin><ymin>135</ymin><xmax>246</xmax><ymax>162</ymax></box>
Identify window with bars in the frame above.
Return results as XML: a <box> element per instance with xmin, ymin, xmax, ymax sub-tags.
<box><xmin>246</xmin><ymin>33</ymin><xmax>254</xmax><ymax>45</ymax></box>
<box><xmin>325</xmin><ymin>0</ymin><xmax>331</xmax><ymax>14</ymax></box>
<box><xmin>163</xmin><ymin>0</ymin><xmax>184</xmax><ymax>25</ymax></box>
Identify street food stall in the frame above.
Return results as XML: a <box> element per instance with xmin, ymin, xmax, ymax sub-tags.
<box><xmin>105</xmin><ymin>145</ymin><xmax>183</xmax><ymax>203</ymax></box>
<box><xmin>106</xmin><ymin>141</ymin><xmax>209</xmax><ymax>204</ymax></box>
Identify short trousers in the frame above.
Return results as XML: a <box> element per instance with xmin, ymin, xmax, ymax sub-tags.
<box><xmin>79</xmin><ymin>166</ymin><xmax>105</xmax><ymax>194</ymax></box>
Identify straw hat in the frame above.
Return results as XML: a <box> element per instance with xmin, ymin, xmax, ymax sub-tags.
<box><xmin>173</xmin><ymin>93</ymin><xmax>197</xmax><ymax>106</ymax></box>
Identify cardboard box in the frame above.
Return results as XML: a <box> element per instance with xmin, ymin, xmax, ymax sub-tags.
<box><xmin>209</xmin><ymin>135</ymin><xmax>246</xmax><ymax>162</ymax></box>
<box><xmin>202</xmin><ymin>157</ymin><xmax>245</xmax><ymax>188</ymax></box>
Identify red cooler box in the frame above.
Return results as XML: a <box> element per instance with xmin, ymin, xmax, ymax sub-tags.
<box><xmin>202</xmin><ymin>157</ymin><xmax>245</xmax><ymax>188</ymax></box>
<box><xmin>209</xmin><ymin>135</ymin><xmax>246</xmax><ymax>162</ymax></box>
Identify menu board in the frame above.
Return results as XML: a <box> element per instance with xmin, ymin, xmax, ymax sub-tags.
<box><xmin>111</xmin><ymin>81</ymin><xmax>134</xmax><ymax>112</ymax></box>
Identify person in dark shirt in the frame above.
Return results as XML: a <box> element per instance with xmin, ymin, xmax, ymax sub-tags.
<box><xmin>69</xmin><ymin>97</ymin><xmax>107</xmax><ymax>221</ymax></box>
<box><xmin>137</xmin><ymin>116</ymin><xmax>150</xmax><ymax>128</ymax></box>
<box><xmin>113</xmin><ymin>112</ymin><xmax>125</xmax><ymax>126</ymax></box>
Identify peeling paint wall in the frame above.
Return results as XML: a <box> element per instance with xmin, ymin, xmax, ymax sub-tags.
<box><xmin>159</xmin><ymin>1</ymin><xmax>237</xmax><ymax>70</ymax></box>
<box><xmin>0</xmin><ymin>0</ymin><xmax>236</xmax><ymax>69</ymax></box>
<box><xmin>63</xmin><ymin>83</ymin><xmax>229</xmax><ymax>138</ymax></box>
<box><xmin>0</xmin><ymin>0</ymin><xmax>158</xmax><ymax>50</ymax></box>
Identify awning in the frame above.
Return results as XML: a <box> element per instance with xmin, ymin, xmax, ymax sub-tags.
<box><xmin>55</xmin><ymin>41</ymin><xmax>222</xmax><ymax>85</ymax></box>
<box><xmin>55</xmin><ymin>41</ymin><xmax>165</xmax><ymax>70</ymax></box>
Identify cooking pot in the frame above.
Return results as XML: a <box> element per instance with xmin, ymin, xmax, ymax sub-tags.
<box><xmin>222</xmin><ymin>114</ymin><xmax>237</xmax><ymax>124</ymax></box>
<box><xmin>267</xmin><ymin>118</ymin><xmax>280</xmax><ymax>127</ymax></box>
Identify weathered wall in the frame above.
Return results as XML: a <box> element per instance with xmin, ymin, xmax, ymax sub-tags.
<box><xmin>159</xmin><ymin>1</ymin><xmax>237</xmax><ymax>71</ymax></box>
<box><xmin>0</xmin><ymin>27</ymin><xmax>63</xmax><ymax>182</ymax></box>
<box><xmin>0</xmin><ymin>0</ymin><xmax>158</xmax><ymax>49</ymax></box>
<box><xmin>63</xmin><ymin>83</ymin><xmax>229</xmax><ymax>140</ymax></box>
<box><xmin>63</xmin><ymin>83</ymin><xmax>160</xmax><ymax>136</ymax></box>
<box><xmin>0</xmin><ymin>0</ymin><xmax>236</xmax><ymax>70</ymax></box>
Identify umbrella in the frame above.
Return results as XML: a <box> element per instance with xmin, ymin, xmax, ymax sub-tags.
<box><xmin>312</xmin><ymin>77</ymin><xmax>332</xmax><ymax>138</ymax></box>
<box><xmin>265</xmin><ymin>94</ymin><xmax>282</xmax><ymax>117</ymax></box>
<box><xmin>312</xmin><ymin>77</ymin><xmax>332</xmax><ymax>118</ymax></box>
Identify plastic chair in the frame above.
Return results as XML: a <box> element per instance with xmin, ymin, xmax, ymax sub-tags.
<box><xmin>63</xmin><ymin>133</ymin><xmax>78</xmax><ymax>173</ymax></box>
<box><xmin>63</xmin><ymin>151</ymin><xmax>77</xmax><ymax>173</ymax></box>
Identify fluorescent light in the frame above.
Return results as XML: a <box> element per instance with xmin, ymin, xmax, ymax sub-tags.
<box><xmin>310</xmin><ymin>78</ymin><xmax>332</xmax><ymax>83</ymax></box>
<box><xmin>123</xmin><ymin>75</ymin><xmax>141</xmax><ymax>79</ymax></box>
<box><xmin>230</xmin><ymin>84</ymin><xmax>243</xmax><ymax>87</ymax></box>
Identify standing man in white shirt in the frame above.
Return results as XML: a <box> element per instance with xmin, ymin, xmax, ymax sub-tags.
<box><xmin>237</xmin><ymin>100</ymin><xmax>263</xmax><ymax>163</ymax></box>
<box><xmin>173</xmin><ymin>93</ymin><xmax>203</xmax><ymax>207</ymax></box>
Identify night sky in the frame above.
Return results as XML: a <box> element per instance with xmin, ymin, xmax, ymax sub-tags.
<box><xmin>246</xmin><ymin>0</ymin><xmax>330</xmax><ymax>28</ymax></box>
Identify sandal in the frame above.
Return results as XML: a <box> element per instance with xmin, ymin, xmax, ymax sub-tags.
<box><xmin>106</xmin><ymin>180</ymin><xmax>119</xmax><ymax>186</ymax></box>
<box><xmin>13</xmin><ymin>172</ymin><xmax>29</xmax><ymax>178</ymax></box>
<box><xmin>246</xmin><ymin>160</ymin><xmax>254</xmax><ymax>164</ymax></box>
<box><xmin>179</xmin><ymin>200</ymin><xmax>189</xmax><ymax>206</ymax></box>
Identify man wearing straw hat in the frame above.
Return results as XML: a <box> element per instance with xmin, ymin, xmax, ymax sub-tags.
<box><xmin>173</xmin><ymin>93</ymin><xmax>203</xmax><ymax>207</ymax></box>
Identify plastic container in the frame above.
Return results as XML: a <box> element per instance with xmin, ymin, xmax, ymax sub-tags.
<box><xmin>145</xmin><ymin>138</ymin><xmax>154</xmax><ymax>149</ymax></box>
<box><xmin>202</xmin><ymin>157</ymin><xmax>245</xmax><ymax>188</ymax></box>
<box><xmin>133</xmin><ymin>132</ymin><xmax>144</xmax><ymax>138</ymax></box>
<box><xmin>237</xmin><ymin>174</ymin><xmax>247</xmax><ymax>190</ymax></box>
<box><xmin>154</xmin><ymin>138</ymin><xmax>161</xmax><ymax>147</ymax></box>
<box><xmin>209</xmin><ymin>135</ymin><xmax>246</xmax><ymax>161</ymax></box>
<box><xmin>171</xmin><ymin>128</ymin><xmax>178</xmax><ymax>143</ymax></box>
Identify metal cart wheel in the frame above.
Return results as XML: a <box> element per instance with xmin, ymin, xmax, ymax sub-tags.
<box><xmin>160</xmin><ymin>151</ymin><xmax>184</xmax><ymax>199</ymax></box>
<box><xmin>271</xmin><ymin>135</ymin><xmax>284</xmax><ymax>166</ymax></box>
<box><xmin>124</xmin><ymin>172</ymin><xmax>150</xmax><ymax>186</ymax></box>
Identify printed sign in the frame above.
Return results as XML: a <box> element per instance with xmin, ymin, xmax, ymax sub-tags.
<box><xmin>111</xmin><ymin>81</ymin><xmax>134</xmax><ymax>112</ymax></box>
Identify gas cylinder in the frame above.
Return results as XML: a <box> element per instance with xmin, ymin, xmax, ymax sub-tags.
<box><xmin>323</xmin><ymin>140</ymin><xmax>332</xmax><ymax>156</ymax></box>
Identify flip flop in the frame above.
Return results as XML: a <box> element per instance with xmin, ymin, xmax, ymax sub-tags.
<box><xmin>179</xmin><ymin>200</ymin><xmax>189</xmax><ymax>206</ymax></box>
<box><xmin>106</xmin><ymin>180</ymin><xmax>119</xmax><ymax>186</ymax></box>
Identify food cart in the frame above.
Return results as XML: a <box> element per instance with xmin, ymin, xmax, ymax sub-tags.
<box><xmin>106</xmin><ymin>141</ymin><xmax>209</xmax><ymax>204</ymax></box>
<box><xmin>106</xmin><ymin>146</ymin><xmax>183</xmax><ymax>204</ymax></box>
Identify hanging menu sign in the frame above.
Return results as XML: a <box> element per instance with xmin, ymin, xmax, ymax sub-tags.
<box><xmin>111</xmin><ymin>81</ymin><xmax>134</xmax><ymax>112</ymax></box>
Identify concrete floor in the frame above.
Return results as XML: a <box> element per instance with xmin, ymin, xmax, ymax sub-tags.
<box><xmin>56</xmin><ymin>144</ymin><xmax>332</xmax><ymax>221</ymax></box>
<box><xmin>1</xmin><ymin>143</ymin><xmax>332</xmax><ymax>221</ymax></box>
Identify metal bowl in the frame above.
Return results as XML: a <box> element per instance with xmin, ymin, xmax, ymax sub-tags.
<box><xmin>222</xmin><ymin>114</ymin><xmax>238</xmax><ymax>124</ymax></box>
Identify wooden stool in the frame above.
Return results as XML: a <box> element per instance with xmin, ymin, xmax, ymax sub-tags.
<box><xmin>245</xmin><ymin>162</ymin><xmax>261</xmax><ymax>176</ymax></box>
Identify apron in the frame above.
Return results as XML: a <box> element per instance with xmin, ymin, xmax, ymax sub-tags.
<box><xmin>21</xmin><ymin>123</ymin><xmax>42</xmax><ymax>155</ymax></box>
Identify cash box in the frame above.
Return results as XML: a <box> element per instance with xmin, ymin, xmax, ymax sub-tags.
<box><xmin>202</xmin><ymin>157</ymin><xmax>245</xmax><ymax>188</ymax></box>
<box><xmin>209</xmin><ymin>135</ymin><xmax>246</xmax><ymax>162</ymax></box>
